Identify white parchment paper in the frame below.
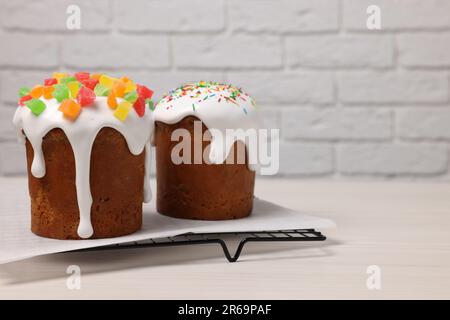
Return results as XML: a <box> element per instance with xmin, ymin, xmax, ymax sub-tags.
<box><xmin>0</xmin><ymin>198</ymin><xmax>335</xmax><ymax>264</ymax></box>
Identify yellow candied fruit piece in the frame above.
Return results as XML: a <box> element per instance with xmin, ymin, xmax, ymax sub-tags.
<box><xmin>124</xmin><ymin>81</ymin><xmax>137</xmax><ymax>93</ymax></box>
<box><xmin>99</xmin><ymin>74</ymin><xmax>120</xmax><ymax>88</ymax></box>
<box><xmin>43</xmin><ymin>86</ymin><xmax>55</xmax><ymax>99</ymax></box>
<box><xmin>53</xmin><ymin>72</ymin><xmax>69</xmax><ymax>83</ymax></box>
<box><xmin>67</xmin><ymin>81</ymin><xmax>80</xmax><ymax>99</ymax></box>
<box><xmin>58</xmin><ymin>99</ymin><xmax>81</xmax><ymax>121</ymax></box>
<box><xmin>107</xmin><ymin>91</ymin><xmax>118</xmax><ymax>109</ymax></box>
<box><xmin>30</xmin><ymin>85</ymin><xmax>44</xmax><ymax>99</ymax></box>
<box><xmin>113</xmin><ymin>101</ymin><xmax>132</xmax><ymax>122</ymax></box>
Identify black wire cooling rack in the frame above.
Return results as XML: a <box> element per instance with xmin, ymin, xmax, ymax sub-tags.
<box><xmin>77</xmin><ymin>229</ymin><xmax>326</xmax><ymax>262</ymax></box>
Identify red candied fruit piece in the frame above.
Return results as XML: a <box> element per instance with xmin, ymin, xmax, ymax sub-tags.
<box><xmin>133</xmin><ymin>97</ymin><xmax>146</xmax><ymax>117</ymax></box>
<box><xmin>81</xmin><ymin>78</ymin><xmax>99</xmax><ymax>90</ymax></box>
<box><xmin>136</xmin><ymin>84</ymin><xmax>154</xmax><ymax>100</ymax></box>
<box><xmin>76</xmin><ymin>86</ymin><xmax>96</xmax><ymax>107</ymax></box>
<box><xmin>19</xmin><ymin>94</ymin><xmax>32</xmax><ymax>106</ymax></box>
<box><xmin>44</xmin><ymin>78</ymin><xmax>58</xmax><ymax>86</ymax></box>
<box><xmin>75</xmin><ymin>72</ymin><xmax>90</xmax><ymax>82</ymax></box>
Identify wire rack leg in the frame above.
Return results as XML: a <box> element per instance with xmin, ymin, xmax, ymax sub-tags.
<box><xmin>216</xmin><ymin>239</ymin><xmax>249</xmax><ymax>263</ymax></box>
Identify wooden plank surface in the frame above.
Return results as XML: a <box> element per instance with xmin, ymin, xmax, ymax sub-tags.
<box><xmin>0</xmin><ymin>177</ymin><xmax>449</xmax><ymax>299</ymax></box>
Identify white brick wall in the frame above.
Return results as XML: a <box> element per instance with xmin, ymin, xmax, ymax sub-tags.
<box><xmin>0</xmin><ymin>35</ymin><xmax>59</xmax><ymax>67</ymax></box>
<box><xmin>397</xmin><ymin>33</ymin><xmax>450</xmax><ymax>67</ymax></box>
<box><xmin>280</xmin><ymin>142</ymin><xmax>334</xmax><ymax>175</ymax></box>
<box><xmin>2</xmin><ymin>0</ymin><xmax>111</xmax><ymax>32</ymax></box>
<box><xmin>1</xmin><ymin>0</ymin><xmax>449</xmax><ymax>179</ymax></box>
<box><xmin>116</xmin><ymin>0</ymin><xmax>225</xmax><ymax>32</ymax></box>
<box><xmin>286</xmin><ymin>35</ymin><xmax>394</xmax><ymax>68</ymax></box>
<box><xmin>338</xmin><ymin>71</ymin><xmax>449</xmax><ymax>104</ymax></box>
<box><xmin>397</xmin><ymin>108</ymin><xmax>450</xmax><ymax>140</ymax></box>
<box><xmin>338</xmin><ymin>143</ymin><xmax>448</xmax><ymax>176</ymax></box>
<box><xmin>173</xmin><ymin>34</ymin><xmax>283</xmax><ymax>69</ymax></box>
<box><xmin>61</xmin><ymin>35</ymin><xmax>170</xmax><ymax>69</ymax></box>
<box><xmin>282</xmin><ymin>108</ymin><xmax>392</xmax><ymax>140</ymax></box>
<box><xmin>227</xmin><ymin>72</ymin><xmax>335</xmax><ymax>104</ymax></box>
<box><xmin>229</xmin><ymin>0</ymin><xmax>339</xmax><ymax>33</ymax></box>
<box><xmin>343</xmin><ymin>0</ymin><xmax>450</xmax><ymax>31</ymax></box>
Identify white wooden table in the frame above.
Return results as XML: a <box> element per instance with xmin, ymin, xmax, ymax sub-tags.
<box><xmin>1</xmin><ymin>177</ymin><xmax>449</xmax><ymax>299</ymax></box>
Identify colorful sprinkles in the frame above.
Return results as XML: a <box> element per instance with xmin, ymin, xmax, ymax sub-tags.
<box><xmin>159</xmin><ymin>81</ymin><xmax>256</xmax><ymax>115</ymax></box>
<box><xmin>18</xmin><ymin>72</ymin><xmax>154</xmax><ymax>122</ymax></box>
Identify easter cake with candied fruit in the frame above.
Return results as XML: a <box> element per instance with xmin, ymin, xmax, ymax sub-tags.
<box><xmin>13</xmin><ymin>72</ymin><xmax>155</xmax><ymax>240</ymax></box>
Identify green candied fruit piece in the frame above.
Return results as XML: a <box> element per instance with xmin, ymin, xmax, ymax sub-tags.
<box><xmin>60</xmin><ymin>76</ymin><xmax>77</xmax><ymax>85</ymax></box>
<box><xmin>94</xmin><ymin>83</ymin><xmax>110</xmax><ymax>97</ymax></box>
<box><xmin>25</xmin><ymin>98</ymin><xmax>46</xmax><ymax>116</ymax></box>
<box><xmin>146</xmin><ymin>99</ymin><xmax>154</xmax><ymax>111</ymax></box>
<box><xmin>124</xmin><ymin>90</ymin><xmax>138</xmax><ymax>103</ymax></box>
<box><xmin>19</xmin><ymin>87</ymin><xmax>31</xmax><ymax>98</ymax></box>
<box><xmin>53</xmin><ymin>84</ymin><xmax>70</xmax><ymax>102</ymax></box>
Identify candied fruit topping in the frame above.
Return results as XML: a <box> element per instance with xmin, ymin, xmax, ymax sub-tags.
<box><xmin>53</xmin><ymin>72</ymin><xmax>68</xmax><ymax>83</ymax></box>
<box><xmin>19</xmin><ymin>94</ymin><xmax>33</xmax><ymax>106</ymax></box>
<box><xmin>107</xmin><ymin>91</ymin><xmax>118</xmax><ymax>109</ymax></box>
<box><xmin>19</xmin><ymin>87</ymin><xmax>31</xmax><ymax>98</ymax></box>
<box><xmin>17</xmin><ymin>72</ymin><xmax>154</xmax><ymax>120</ymax></box>
<box><xmin>44</xmin><ymin>78</ymin><xmax>58</xmax><ymax>86</ymax></box>
<box><xmin>77</xmin><ymin>86</ymin><xmax>96</xmax><ymax>107</ymax></box>
<box><xmin>99</xmin><ymin>75</ymin><xmax>117</xmax><ymax>88</ymax></box>
<box><xmin>124</xmin><ymin>81</ymin><xmax>137</xmax><ymax>93</ymax></box>
<box><xmin>94</xmin><ymin>83</ymin><xmax>110</xmax><ymax>97</ymax></box>
<box><xmin>53</xmin><ymin>84</ymin><xmax>70</xmax><ymax>102</ymax></box>
<box><xmin>124</xmin><ymin>90</ymin><xmax>138</xmax><ymax>103</ymax></box>
<box><xmin>30</xmin><ymin>85</ymin><xmax>44</xmax><ymax>99</ymax></box>
<box><xmin>133</xmin><ymin>97</ymin><xmax>146</xmax><ymax>118</ymax></box>
<box><xmin>81</xmin><ymin>78</ymin><xmax>99</xmax><ymax>91</ymax></box>
<box><xmin>75</xmin><ymin>72</ymin><xmax>90</xmax><ymax>82</ymax></box>
<box><xmin>114</xmin><ymin>101</ymin><xmax>132</xmax><ymax>122</ymax></box>
<box><xmin>59</xmin><ymin>99</ymin><xmax>81</xmax><ymax>121</ymax></box>
<box><xmin>112</xmin><ymin>81</ymin><xmax>126</xmax><ymax>98</ymax></box>
<box><xmin>137</xmin><ymin>84</ymin><xmax>154</xmax><ymax>100</ymax></box>
<box><xmin>25</xmin><ymin>98</ymin><xmax>46</xmax><ymax>116</ymax></box>
<box><xmin>43</xmin><ymin>86</ymin><xmax>55</xmax><ymax>99</ymax></box>
<box><xmin>67</xmin><ymin>81</ymin><xmax>80</xmax><ymax>99</ymax></box>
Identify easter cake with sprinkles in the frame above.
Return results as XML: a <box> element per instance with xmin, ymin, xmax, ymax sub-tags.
<box><xmin>153</xmin><ymin>81</ymin><xmax>259</xmax><ymax>220</ymax></box>
<box><xmin>13</xmin><ymin>72</ymin><xmax>154</xmax><ymax>239</ymax></box>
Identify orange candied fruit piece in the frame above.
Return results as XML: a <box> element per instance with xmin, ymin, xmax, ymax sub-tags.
<box><xmin>120</xmin><ymin>76</ymin><xmax>131</xmax><ymax>83</ymax></box>
<box><xmin>58</xmin><ymin>99</ymin><xmax>81</xmax><ymax>120</ymax></box>
<box><xmin>112</xmin><ymin>80</ymin><xmax>126</xmax><ymax>98</ymax></box>
<box><xmin>91</xmin><ymin>73</ymin><xmax>103</xmax><ymax>80</ymax></box>
<box><xmin>42</xmin><ymin>86</ymin><xmax>55</xmax><ymax>99</ymax></box>
<box><xmin>30</xmin><ymin>85</ymin><xmax>44</xmax><ymax>99</ymax></box>
<box><xmin>107</xmin><ymin>91</ymin><xmax>118</xmax><ymax>109</ymax></box>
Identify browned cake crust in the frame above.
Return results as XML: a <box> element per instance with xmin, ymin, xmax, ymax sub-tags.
<box><xmin>25</xmin><ymin>128</ymin><xmax>144</xmax><ymax>239</ymax></box>
<box><xmin>155</xmin><ymin>116</ymin><xmax>255</xmax><ymax>220</ymax></box>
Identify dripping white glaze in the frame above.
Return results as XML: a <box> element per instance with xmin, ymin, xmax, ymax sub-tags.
<box><xmin>13</xmin><ymin>96</ymin><xmax>153</xmax><ymax>239</ymax></box>
<box><xmin>153</xmin><ymin>83</ymin><xmax>260</xmax><ymax>171</ymax></box>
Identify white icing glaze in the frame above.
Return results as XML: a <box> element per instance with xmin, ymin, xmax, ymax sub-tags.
<box><xmin>153</xmin><ymin>82</ymin><xmax>260</xmax><ymax>170</ymax></box>
<box><xmin>13</xmin><ymin>96</ymin><xmax>153</xmax><ymax>239</ymax></box>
